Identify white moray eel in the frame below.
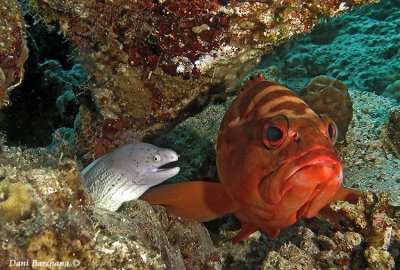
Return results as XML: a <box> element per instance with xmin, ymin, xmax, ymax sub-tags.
<box><xmin>82</xmin><ymin>143</ymin><xmax>180</xmax><ymax>211</ymax></box>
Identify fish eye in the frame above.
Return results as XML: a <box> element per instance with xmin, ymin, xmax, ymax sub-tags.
<box><xmin>320</xmin><ymin>115</ymin><xmax>338</xmax><ymax>144</ymax></box>
<box><xmin>328</xmin><ymin>122</ymin><xmax>336</xmax><ymax>139</ymax></box>
<box><xmin>153</xmin><ymin>154</ymin><xmax>161</xmax><ymax>162</ymax></box>
<box><xmin>263</xmin><ymin>115</ymin><xmax>288</xmax><ymax>150</ymax></box>
<box><xmin>266</xmin><ymin>126</ymin><xmax>283</xmax><ymax>142</ymax></box>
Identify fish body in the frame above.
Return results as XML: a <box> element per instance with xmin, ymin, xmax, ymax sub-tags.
<box><xmin>216</xmin><ymin>71</ymin><xmax>342</xmax><ymax>240</ymax></box>
<box><xmin>141</xmin><ymin>71</ymin><xmax>359</xmax><ymax>243</ymax></box>
<box><xmin>82</xmin><ymin>142</ymin><xmax>180</xmax><ymax>211</ymax></box>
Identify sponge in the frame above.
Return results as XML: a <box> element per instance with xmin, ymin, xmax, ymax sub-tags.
<box><xmin>299</xmin><ymin>76</ymin><xmax>353</xmax><ymax>141</ymax></box>
<box><xmin>382</xmin><ymin>80</ymin><xmax>400</xmax><ymax>101</ymax></box>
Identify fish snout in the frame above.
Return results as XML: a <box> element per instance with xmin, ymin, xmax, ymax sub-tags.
<box><xmin>290</xmin><ymin>161</ymin><xmax>343</xmax><ymax>219</ymax></box>
<box><xmin>259</xmin><ymin>148</ymin><xmax>343</xmax><ymax>222</ymax></box>
<box><xmin>157</xmin><ymin>149</ymin><xmax>179</xmax><ymax>164</ymax></box>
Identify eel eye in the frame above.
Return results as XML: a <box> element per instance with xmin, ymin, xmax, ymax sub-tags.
<box><xmin>320</xmin><ymin>115</ymin><xmax>338</xmax><ymax>144</ymax></box>
<box><xmin>153</xmin><ymin>154</ymin><xmax>161</xmax><ymax>162</ymax></box>
<box><xmin>263</xmin><ymin>115</ymin><xmax>288</xmax><ymax>150</ymax></box>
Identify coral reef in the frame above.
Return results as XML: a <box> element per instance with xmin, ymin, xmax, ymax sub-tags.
<box><xmin>0</xmin><ymin>0</ymin><xmax>29</xmax><ymax>109</ymax></box>
<box><xmin>2</xmin><ymin>1</ymin><xmax>400</xmax><ymax>269</ymax></box>
<box><xmin>2</xmin><ymin>140</ymin><xmax>399</xmax><ymax>268</ymax></box>
<box><xmin>0</xmin><ymin>145</ymin><xmax>179</xmax><ymax>268</ymax></box>
<box><xmin>7</xmin><ymin>112</ymin><xmax>399</xmax><ymax>269</ymax></box>
<box><xmin>262</xmin><ymin>230</ymin><xmax>364</xmax><ymax>269</ymax></box>
<box><xmin>329</xmin><ymin>192</ymin><xmax>399</xmax><ymax>269</ymax></box>
<box><xmin>46</xmin><ymin>127</ymin><xmax>76</xmax><ymax>158</ymax></box>
<box><xmin>27</xmin><ymin>0</ymin><xmax>377</xmax><ymax>162</ymax></box>
<box><xmin>39</xmin><ymin>61</ymin><xmax>84</xmax><ymax>123</ymax></box>
<box><xmin>260</xmin><ymin>191</ymin><xmax>400</xmax><ymax>269</ymax></box>
<box><xmin>0</xmin><ymin>144</ymin><xmax>263</xmax><ymax>269</ymax></box>
<box><xmin>299</xmin><ymin>75</ymin><xmax>353</xmax><ymax>140</ymax></box>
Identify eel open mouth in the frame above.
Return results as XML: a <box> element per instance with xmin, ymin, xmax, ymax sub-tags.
<box><xmin>150</xmin><ymin>166</ymin><xmax>180</xmax><ymax>174</ymax></box>
<box><xmin>148</xmin><ymin>152</ymin><xmax>180</xmax><ymax>178</ymax></box>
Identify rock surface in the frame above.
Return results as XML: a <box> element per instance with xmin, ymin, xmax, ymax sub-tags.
<box><xmin>0</xmin><ymin>145</ymin><xmax>221</xmax><ymax>269</ymax></box>
<box><xmin>0</xmin><ymin>0</ymin><xmax>29</xmax><ymax>109</ymax></box>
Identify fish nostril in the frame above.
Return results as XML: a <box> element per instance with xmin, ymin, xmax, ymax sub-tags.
<box><xmin>292</xmin><ymin>132</ymin><xmax>301</xmax><ymax>143</ymax></box>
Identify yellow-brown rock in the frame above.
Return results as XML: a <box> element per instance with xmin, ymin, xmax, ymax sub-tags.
<box><xmin>0</xmin><ymin>180</ymin><xmax>35</xmax><ymax>221</ymax></box>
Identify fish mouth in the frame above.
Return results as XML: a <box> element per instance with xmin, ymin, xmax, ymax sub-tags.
<box><xmin>148</xmin><ymin>157</ymin><xmax>180</xmax><ymax>176</ymax></box>
<box><xmin>146</xmin><ymin>165</ymin><xmax>180</xmax><ymax>183</ymax></box>
<box><xmin>288</xmin><ymin>161</ymin><xmax>342</xmax><ymax>219</ymax></box>
<box><xmin>258</xmin><ymin>147</ymin><xmax>342</xmax><ymax>220</ymax></box>
<box><xmin>150</xmin><ymin>166</ymin><xmax>180</xmax><ymax>174</ymax></box>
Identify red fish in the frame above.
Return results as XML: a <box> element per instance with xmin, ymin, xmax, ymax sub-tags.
<box><xmin>141</xmin><ymin>71</ymin><xmax>360</xmax><ymax>243</ymax></box>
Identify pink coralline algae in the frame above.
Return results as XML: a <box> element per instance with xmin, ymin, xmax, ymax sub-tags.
<box><xmin>0</xmin><ymin>0</ymin><xmax>29</xmax><ymax>109</ymax></box>
<box><xmin>121</xmin><ymin>0</ymin><xmax>230</xmax><ymax>77</ymax></box>
<box><xmin>29</xmin><ymin>0</ymin><xmax>378</xmax><ymax>163</ymax></box>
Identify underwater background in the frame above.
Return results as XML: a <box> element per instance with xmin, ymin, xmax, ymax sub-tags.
<box><xmin>1</xmin><ymin>0</ymin><xmax>400</xmax><ymax>269</ymax></box>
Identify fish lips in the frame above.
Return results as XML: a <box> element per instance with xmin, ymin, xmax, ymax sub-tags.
<box><xmin>259</xmin><ymin>147</ymin><xmax>343</xmax><ymax>219</ymax></box>
<box><xmin>287</xmin><ymin>162</ymin><xmax>343</xmax><ymax>219</ymax></box>
<box><xmin>149</xmin><ymin>166</ymin><xmax>181</xmax><ymax>178</ymax></box>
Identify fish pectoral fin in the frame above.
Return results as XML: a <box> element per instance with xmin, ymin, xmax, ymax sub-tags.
<box><xmin>232</xmin><ymin>223</ymin><xmax>259</xmax><ymax>244</ymax></box>
<box><xmin>140</xmin><ymin>181</ymin><xmax>238</xmax><ymax>222</ymax></box>
<box><xmin>330</xmin><ymin>186</ymin><xmax>361</xmax><ymax>204</ymax></box>
<box><xmin>318</xmin><ymin>186</ymin><xmax>361</xmax><ymax>220</ymax></box>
